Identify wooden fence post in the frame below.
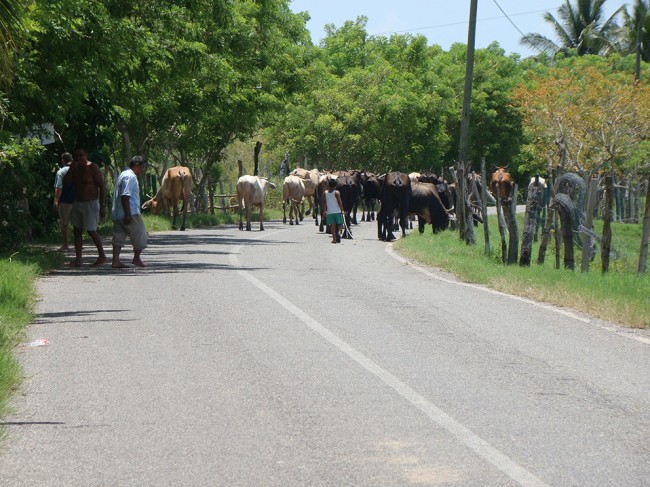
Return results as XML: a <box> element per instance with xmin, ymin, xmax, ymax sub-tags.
<box><xmin>580</xmin><ymin>177</ymin><xmax>599</xmax><ymax>272</ymax></box>
<box><xmin>602</xmin><ymin>176</ymin><xmax>613</xmax><ymax>273</ymax></box>
<box><xmin>480</xmin><ymin>158</ymin><xmax>490</xmax><ymax>256</ymax></box>
<box><xmin>495</xmin><ymin>196</ymin><xmax>507</xmax><ymax>263</ymax></box>
<box><xmin>520</xmin><ymin>178</ymin><xmax>540</xmax><ymax>266</ymax></box>
<box><xmin>638</xmin><ymin>176</ymin><xmax>650</xmax><ymax>274</ymax></box>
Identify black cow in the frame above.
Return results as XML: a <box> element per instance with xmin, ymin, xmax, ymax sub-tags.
<box><xmin>334</xmin><ymin>170</ymin><xmax>363</xmax><ymax>224</ymax></box>
<box><xmin>377</xmin><ymin>171</ymin><xmax>411</xmax><ymax>242</ymax></box>
<box><xmin>361</xmin><ymin>171</ymin><xmax>382</xmax><ymax>222</ymax></box>
<box><xmin>409</xmin><ymin>182</ymin><xmax>453</xmax><ymax>234</ymax></box>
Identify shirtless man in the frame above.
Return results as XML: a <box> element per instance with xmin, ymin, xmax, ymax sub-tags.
<box><xmin>63</xmin><ymin>146</ymin><xmax>107</xmax><ymax>266</ymax></box>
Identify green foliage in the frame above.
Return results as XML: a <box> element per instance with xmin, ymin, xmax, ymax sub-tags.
<box><xmin>0</xmin><ymin>137</ymin><xmax>48</xmax><ymax>249</ymax></box>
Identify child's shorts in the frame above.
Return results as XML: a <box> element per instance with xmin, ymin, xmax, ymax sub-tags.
<box><xmin>326</xmin><ymin>213</ymin><xmax>344</xmax><ymax>225</ymax></box>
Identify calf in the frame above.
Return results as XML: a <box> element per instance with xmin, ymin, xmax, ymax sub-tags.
<box><xmin>236</xmin><ymin>175</ymin><xmax>277</xmax><ymax>231</ymax></box>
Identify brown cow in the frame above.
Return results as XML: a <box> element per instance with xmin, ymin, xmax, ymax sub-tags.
<box><xmin>142</xmin><ymin>166</ymin><xmax>192</xmax><ymax>231</ymax></box>
<box><xmin>490</xmin><ymin>166</ymin><xmax>515</xmax><ymax>202</ymax></box>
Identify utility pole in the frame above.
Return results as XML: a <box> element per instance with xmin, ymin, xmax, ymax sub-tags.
<box><xmin>456</xmin><ymin>0</ymin><xmax>478</xmax><ymax>242</ymax></box>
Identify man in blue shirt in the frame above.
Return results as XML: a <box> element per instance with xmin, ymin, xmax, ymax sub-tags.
<box><xmin>111</xmin><ymin>156</ymin><xmax>148</xmax><ymax>268</ymax></box>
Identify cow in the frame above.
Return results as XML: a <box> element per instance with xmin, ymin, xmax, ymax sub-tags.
<box><xmin>142</xmin><ymin>166</ymin><xmax>192</xmax><ymax>231</ymax></box>
<box><xmin>290</xmin><ymin>168</ymin><xmax>320</xmax><ymax>224</ymax></box>
<box><xmin>361</xmin><ymin>171</ymin><xmax>382</xmax><ymax>222</ymax></box>
<box><xmin>282</xmin><ymin>175</ymin><xmax>305</xmax><ymax>225</ymax></box>
<box><xmin>377</xmin><ymin>171</ymin><xmax>411</xmax><ymax>242</ymax></box>
<box><xmin>236</xmin><ymin>175</ymin><xmax>277</xmax><ymax>231</ymax></box>
<box><xmin>408</xmin><ymin>182</ymin><xmax>454</xmax><ymax>234</ymax></box>
<box><xmin>490</xmin><ymin>166</ymin><xmax>515</xmax><ymax>202</ymax></box>
<box><xmin>333</xmin><ymin>170</ymin><xmax>363</xmax><ymax>224</ymax></box>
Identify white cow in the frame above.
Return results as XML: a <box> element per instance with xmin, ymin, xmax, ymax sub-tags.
<box><xmin>282</xmin><ymin>175</ymin><xmax>305</xmax><ymax>225</ymax></box>
<box><xmin>236</xmin><ymin>175</ymin><xmax>277</xmax><ymax>231</ymax></box>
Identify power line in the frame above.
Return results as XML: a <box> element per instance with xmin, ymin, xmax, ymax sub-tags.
<box><xmin>492</xmin><ymin>0</ymin><xmax>527</xmax><ymax>38</ymax></box>
<box><xmin>372</xmin><ymin>8</ymin><xmax>551</xmax><ymax>37</ymax></box>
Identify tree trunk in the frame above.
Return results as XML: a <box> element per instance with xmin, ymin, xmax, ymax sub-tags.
<box><xmin>520</xmin><ymin>180</ymin><xmax>540</xmax><ymax>266</ymax></box>
<box><xmin>638</xmin><ymin>176</ymin><xmax>650</xmax><ymax>274</ymax></box>
<box><xmin>253</xmin><ymin>141</ymin><xmax>262</xmax><ymax>176</ymax></box>
<box><xmin>580</xmin><ymin>177</ymin><xmax>598</xmax><ymax>272</ymax></box>
<box><xmin>602</xmin><ymin>176</ymin><xmax>613</xmax><ymax>273</ymax></box>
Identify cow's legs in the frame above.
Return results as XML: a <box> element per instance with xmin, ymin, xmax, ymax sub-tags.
<box><xmin>283</xmin><ymin>199</ymin><xmax>287</xmax><ymax>224</ymax></box>
<box><xmin>180</xmin><ymin>200</ymin><xmax>188</xmax><ymax>231</ymax></box>
<box><xmin>246</xmin><ymin>207</ymin><xmax>252</xmax><ymax>231</ymax></box>
<box><xmin>258</xmin><ymin>205</ymin><xmax>264</xmax><ymax>231</ymax></box>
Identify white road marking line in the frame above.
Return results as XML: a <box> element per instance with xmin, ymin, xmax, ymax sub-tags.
<box><xmin>229</xmin><ymin>242</ymin><xmax>548</xmax><ymax>487</ymax></box>
<box><xmin>385</xmin><ymin>245</ymin><xmax>650</xmax><ymax>346</ymax></box>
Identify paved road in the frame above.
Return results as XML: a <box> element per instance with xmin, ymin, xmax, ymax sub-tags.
<box><xmin>1</xmin><ymin>220</ymin><xmax>649</xmax><ymax>486</ymax></box>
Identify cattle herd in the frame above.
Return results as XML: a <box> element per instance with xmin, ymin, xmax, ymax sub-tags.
<box><xmin>234</xmin><ymin>167</ymin><xmax>495</xmax><ymax>242</ymax></box>
<box><xmin>140</xmin><ymin>164</ymin><xmax>516</xmax><ymax>241</ymax></box>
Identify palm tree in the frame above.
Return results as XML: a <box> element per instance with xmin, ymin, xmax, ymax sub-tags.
<box><xmin>0</xmin><ymin>0</ymin><xmax>25</xmax><ymax>90</ymax></box>
<box><xmin>521</xmin><ymin>0</ymin><xmax>625</xmax><ymax>57</ymax></box>
<box><xmin>617</xmin><ymin>1</ymin><xmax>650</xmax><ymax>62</ymax></box>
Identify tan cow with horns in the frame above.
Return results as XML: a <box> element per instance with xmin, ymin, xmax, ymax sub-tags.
<box><xmin>142</xmin><ymin>166</ymin><xmax>192</xmax><ymax>231</ymax></box>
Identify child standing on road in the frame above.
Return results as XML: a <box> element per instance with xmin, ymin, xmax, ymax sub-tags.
<box><xmin>324</xmin><ymin>177</ymin><xmax>344</xmax><ymax>244</ymax></box>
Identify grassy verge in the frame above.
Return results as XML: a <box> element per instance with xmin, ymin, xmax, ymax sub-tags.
<box><xmin>394</xmin><ymin>215</ymin><xmax>649</xmax><ymax>329</ymax></box>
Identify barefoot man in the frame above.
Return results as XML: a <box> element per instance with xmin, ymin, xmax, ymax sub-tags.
<box><xmin>64</xmin><ymin>146</ymin><xmax>107</xmax><ymax>266</ymax></box>
<box><xmin>111</xmin><ymin>156</ymin><xmax>148</xmax><ymax>268</ymax></box>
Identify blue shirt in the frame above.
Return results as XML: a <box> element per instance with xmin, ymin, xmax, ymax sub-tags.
<box><xmin>112</xmin><ymin>168</ymin><xmax>142</xmax><ymax>220</ymax></box>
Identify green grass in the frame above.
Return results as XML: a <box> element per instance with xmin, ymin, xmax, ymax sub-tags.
<box><xmin>395</xmin><ymin>214</ymin><xmax>650</xmax><ymax>329</ymax></box>
<box><xmin>0</xmin><ymin>250</ymin><xmax>63</xmax><ymax>426</ymax></box>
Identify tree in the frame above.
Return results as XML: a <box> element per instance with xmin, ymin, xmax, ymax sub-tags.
<box><xmin>0</xmin><ymin>0</ymin><xmax>24</xmax><ymax>90</ymax></box>
<box><xmin>513</xmin><ymin>56</ymin><xmax>650</xmax><ymax>178</ymax></box>
<box><xmin>521</xmin><ymin>0</ymin><xmax>624</xmax><ymax>57</ymax></box>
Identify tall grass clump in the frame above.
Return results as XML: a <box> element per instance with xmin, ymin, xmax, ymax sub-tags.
<box><xmin>0</xmin><ymin>258</ymin><xmax>39</xmax><ymax>421</ymax></box>
<box><xmin>395</xmin><ymin>216</ymin><xmax>649</xmax><ymax>329</ymax></box>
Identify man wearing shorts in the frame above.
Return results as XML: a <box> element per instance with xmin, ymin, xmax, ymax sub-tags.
<box><xmin>53</xmin><ymin>152</ymin><xmax>74</xmax><ymax>251</ymax></box>
<box><xmin>111</xmin><ymin>156</ymin><xmax>148</xmax><ymax>268</ymax></box>
<box><xmin>64</xmin><ymin>146</ymin><xmax>107</xmax><ymax>266</ymax></box>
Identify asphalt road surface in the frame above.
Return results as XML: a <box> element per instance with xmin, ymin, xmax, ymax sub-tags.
<box><xmin>1</xmin><ymin>218</ymin><xmax>649</xmax><ymax>486</ymax></box>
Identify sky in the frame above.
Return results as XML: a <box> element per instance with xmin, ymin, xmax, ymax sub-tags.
<box><xmin>289</xmin><ymin>0</ymin><xmax>628</xmax><ymax>58</ymax></box>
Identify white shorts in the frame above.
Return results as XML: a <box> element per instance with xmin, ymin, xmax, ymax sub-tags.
<box><xmin>70</xmin><ymin>200</ymin><xmax>100</xmax><ymax>232</ymax></box>
<box><xmin>112</xmin><ymin>215</ymin><xmax>148</xmax><ymax>251</ymax></box>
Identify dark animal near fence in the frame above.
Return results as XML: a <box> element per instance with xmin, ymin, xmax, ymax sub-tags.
<box><xmin>408</xmin><ymin>182</ymin><xmax>454</xmax><ymax>234</ymax></box>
